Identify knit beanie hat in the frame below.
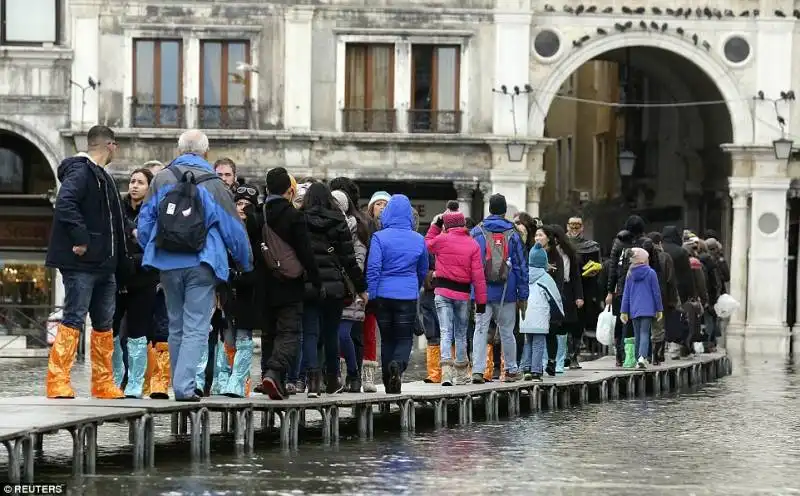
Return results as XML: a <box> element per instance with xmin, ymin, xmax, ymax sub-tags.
<box><xmin>332</xmin><ymin>189</ymin><xmax>349</xmax><ymax>214</ymax></box>
<box><xmin>529</xmin><ymin>242</ymin><xmax>548</xmax><ymax>269</ymax></box>
<box><xmin>489</xmin><ymin>193</ymin><xmax>507</xmax><ymax>215</ymax></box>
<box><xmin>234</xmin><ymin>183</ymin><xmax>259</xmax><ymax>206</ymax></box>
<box><xmin>368</xmin><ymin>191</ymin><xmax>391</xmax><ymax>209</ymax></box>
<box><xmin>443</xmin><ymin>210</ymin><xmax>466</xmax><ymax>229</ymax></box>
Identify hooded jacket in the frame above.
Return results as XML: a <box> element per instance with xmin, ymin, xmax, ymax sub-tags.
<box><xmin>137</xmin><ymin>153</ymin><xmax>253</xmax><ymax>281</ymax></box>
<box><xmin>470</xmin><ymin>215</ymin><xmax>529</xmax><ymax>303</ymax></box>
<box><xmin>366</xmin><ymin>195</ymin><xmax>428</xmax><ymax>300</ymax></box>
<box><xmin>607</xmin><ymin>217</ymin><xmax>655</xmax><ymax>296</ymax></box>
<box><xmin>661</xmin><ymin>226</ymin><xmax>695</xmax><ymax>302</ymax></box>
<box><xmin>341</xmin><ymin>214</ymin><xmax>368</xmax><ymax>321</ymax></box>
<box><xmin>46</xmin><ymin>154</ymin><xmax>127</xmax><ymax>274</ymax></box>
<box><xmin>424</xmin><ymin>223</ymin><xmax>488</xmax><ymax>303</ymax></box>
<box><xmin>621</xmin><ymin>264</ymin><xmax>663</xmax><ymax>319</ymax></box>
<box><xmin>303</xmin><ymin>205</ymin><xmax>366</xmax><ymax>301</ymax></box>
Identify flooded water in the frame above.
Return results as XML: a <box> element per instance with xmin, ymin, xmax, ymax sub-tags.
<box><xmin>2</xmin><ymin>352</ymin><xmax>799</xmax><ymax>495</ymax></box>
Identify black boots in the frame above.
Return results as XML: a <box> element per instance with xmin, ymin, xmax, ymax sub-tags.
<box><xmin>651</xmin><ymin>341</ymin><xmax>665</xmax><ymax>366</ymax></box>
<box><xmin>385</xmin><ymin>361</ymin><xmax>402</xmax><ymax>394</ymax></box>
<box><xmin>545</xmin><ymin>360</ymin><xmax>556</xmax><ymax>377</ymax></box>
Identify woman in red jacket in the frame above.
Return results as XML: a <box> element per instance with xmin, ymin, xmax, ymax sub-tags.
<box><xmin>425</xmin><ymin>209</ymin><xmax>488</xmax><ymax>385</ymax></box>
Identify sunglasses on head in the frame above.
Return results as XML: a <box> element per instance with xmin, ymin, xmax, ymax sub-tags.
<box><xmin>236</xmin><ymin>186</ymin><xmax>258</xmax><ymax>196</ymax></box>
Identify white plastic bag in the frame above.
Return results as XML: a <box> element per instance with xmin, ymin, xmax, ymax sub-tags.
<box><xmin>596</xmin><ymin>305</ymin><xmax>616</xmax><ymax>346</ymax></box>
<box><xmin>714</xmin><ymin>293</ymin><xmax>740</xmax><ymax>319</ymax></box>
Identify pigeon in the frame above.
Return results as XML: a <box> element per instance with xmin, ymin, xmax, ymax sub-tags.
<box><xmin>775</xmin><ymin>9</ymin><xmax>786</xmax><ymax>17</ymax></box>
<box><xmin>614</xmin><ymin>22</ymin><xmax>625</xmax><ymax>31</ymax></box>
<box><xmin>676</xmin><ymin>27</ymin><xmax>685</xmax><ymax>35</ymax></box>
<box><xmin>661</xmin><ymin>22</ymin><xmax>668</xmax><ymax>31</ymax></box>
<box><xmin>622</xmin><ymin>6</ymin><xmax>632</xmax><ymax>14</ymax></box>
<box><xmin>666</xmin><ymin>8</ymin><xmax>675</xmax><ymax>15</ymax></box>
<box><xmin>713</xmin><ymin>9</ymin><xmax>722</xmax><ymax>19</ymax></box>
<box><xmin>579</xmin><ymin>34</ymin><xmax>590</xmax><ymax>42</ymax></box>
<box><xmin>754</xmin><ymin>9</ymin><xmax>760</xmax><ymax>16</ymax></box>
<box><xmin>634</xmin><ymin>6</ymin><xmax>645</xmax><ymax>14</ymax></box>
<box><xmin>724</xmin><ymin>9</ymin><xmax>734</xmax><ymax>17</ymax></box>
<box><xmin>692</xmin><ymin>33</ymin><xmax>699</xmax><ymax>45</ymax></box>
<box><xmin>586</xmin><ymin>6</ymin><xmax>597</xmax><ymax>13</ymax></box>
<box><xmin>675</xmin><ymin>8</ymin><xmax>683</xmax><ymax>16</ymax></box>
<box><xmin>544</xmin><ymin>4</ymin><xmax>555</xmax><ymax>12</ymax></box>
<box><xmin>597</xmin><ymin>27</ymin><xmax>608</xmax><ymax>35</ymax></box>
<box><xmin>652</xmin><ymin>7</ymin><xmax>662</xmax><ymax>14</ymax></box>
<box><xmin>778</xmin><ymin>115</ymin><xmax>786</xmax><ymax>126</ymax></box>
<box><xmin>788</xmin><ymin>91</ymin><xmax>796</xmax><ymax>100</ymax></box>
<box><xmin>650</xmin><ymin>21</ymin><xmax>659</xmax><ymax>29</ymax></box>
<box><xmin>576</xmin><ymin>5</ymin><xmax>585</xmax><ymax>14</ymax></box>
<box><xmin>602</xmin><ymin>6</ymin><xmax>613</xmax><ymax>13</ymax></box>
<box><xmin>703</xmin><ymin>7</ymin><xmax>712</xmax><ymax>17</ymax></box>
<box><xmin>757</xmin><ymin>90</ymin><xmax>765</xmax><ymax>100</ymax></box>
<box><xmin>624</xmin><ymin>21</ymin><xmax>633</xmax><ymax>28</ymax></box>
<box><xmin>695</xmin><ymin>8</ymin><xmax>702</xmax><ymax>17</ymax></box>
<box><xmin>740</xmin><ymin>10</ymin><xmax>749</xmax><ymax>16</ymax></box>
<box><xmin>702</xmin><ymin>40</ymin><xmax>711</xmax><ymax>50</ymax></box>
<box><xmin>684</xmin><ymin>9</ymin><xmax>691</xmax><ymax>18</ymax></box>
<box><xmin>564</xmin><ymin>5</ymin><xmax>574</xmax><ymax>13</ymax></box>
<box><xmin>781</xmin><ymin>91</ymin><xmax>789</xmax><ymax>99</ymax></box>
<box><xmin>640</xmin><ymin>20</ymin><xmax>648</xmax><ymax>29</ymax></box>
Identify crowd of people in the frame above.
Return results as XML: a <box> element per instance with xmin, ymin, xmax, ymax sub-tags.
<box><xmin>43</xmin><ymin>125</ymin><xmax>729</xmax><ymax>402</ymax></box>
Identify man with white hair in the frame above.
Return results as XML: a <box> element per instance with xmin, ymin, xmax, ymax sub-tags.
<box><xmin>137</xmin><ymin>130</ymin><xmax>253</xmax><ymax>401</ymax></box>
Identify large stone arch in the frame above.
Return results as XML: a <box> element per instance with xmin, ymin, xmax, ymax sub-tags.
<box><xmin>528</xmin><ymin>32</ymin><xmax>752</xmax><ymax>144</ymax></box>
<box><xmin>0</xmin><ymin>117</ymin><xmax>62</xmax><ymax>182</ymax></box>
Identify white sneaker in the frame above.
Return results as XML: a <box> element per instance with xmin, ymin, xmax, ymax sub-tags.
<box><xmin>637</xmin><ymin>356</ymin><xmax>648</xmax><ymax>369</ymax></box>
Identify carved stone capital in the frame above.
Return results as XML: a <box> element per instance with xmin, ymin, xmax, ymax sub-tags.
<box><xmin>478</xmin><ymin>182</ymin><xmax>492</xmax><ymax>196</ymax></box>
<box><xmin>453</xmin><ymin>180</ymin><xmax>477</xmax><ymax>199</ymax></box>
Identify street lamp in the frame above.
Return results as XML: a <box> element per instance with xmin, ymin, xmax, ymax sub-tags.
<box><xmin>773</xmin><ymin>136</ymin><xmax>794</xmax><ymax>160</ymax></box>
<box><xmin>507</xmin><ymin>141</ymin><xmax>526</xmax><ymax>162</ymax></box>
<box><xmin>618</xmin><ymin>149</ymin><xmax>636</xmax><ymax>177</ymax></box>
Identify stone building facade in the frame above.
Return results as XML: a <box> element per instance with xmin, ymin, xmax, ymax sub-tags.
<box><xmin>2</xmin><ymin>0</ymin><xmax>800</xmax><ymax>352</ymax></box>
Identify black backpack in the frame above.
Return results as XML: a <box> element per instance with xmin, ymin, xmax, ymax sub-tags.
<box><xmin>155</xmin><ymin>166</ymin><xmax>219</xmax><ymax>253</ymax></box>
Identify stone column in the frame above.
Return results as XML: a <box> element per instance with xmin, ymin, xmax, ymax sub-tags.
<box><xmin>479</xmin><ymin>182</ymin><xmax>492</xmax><ymax>218</ymax></box>
<box><xmin>453</xmin><ymin>181</ymin><xmax>476</xmax><ymax>218</ymax></box>
<box><xmin>492</xmin><ymin>1</ymin><xmax>532</xmax><ymax>136</ymax></box>
<box><xmin>525</xmin><ymin>175</ymin><xmax>546</xmax><ymax>218</ymax></box>
<box><xmin>727</xmin><ymin>177</ymin><xmax>750</xmax><ymax>336</ymax></box>
<box><xmin>283</xmin><ymin>6</ymin><xmax>314</xmax><ymax>131</ymax></box>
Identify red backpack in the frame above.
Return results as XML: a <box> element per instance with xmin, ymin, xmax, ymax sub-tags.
<box><xmin>478</xmin><ymin>225</ymin><xmax>515</xmax><ymax>283</ymax></box>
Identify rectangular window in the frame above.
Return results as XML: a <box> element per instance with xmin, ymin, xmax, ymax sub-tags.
<box><xmin>343</xmin><ymin>43</ymin><xmax>395</xmax><ymax>132</ymax></box>
<box><xmin>132</xmin><ymin>39</ymin><xmax>183</xmax><ymax>127</ymax></box>
<box><xmin>199</xmin><ymin>40</ymin><xmax>251</xmax><ymax>129</ymax></box>
<box><xmin>2</xmin><ymin>0</ymin><xmax>58</xmax><ymax>44</ymax></box>
<box><xmin>409</xmin><ymin>44</ymin><xmax>461</xmax><ymax>133</ymax></box>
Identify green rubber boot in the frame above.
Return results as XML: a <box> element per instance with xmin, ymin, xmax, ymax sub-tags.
<box><xmin>623</xmin><ymin>337</ymin><xmax>637</xmax><ymax>369</ymax></box>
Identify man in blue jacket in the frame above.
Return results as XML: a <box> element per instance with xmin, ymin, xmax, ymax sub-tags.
<box><xmin>137</xmin><ymin>130</ymin><xmax>253</xmax><ymax>401</ymax></box>
<box><xmin>45</xmin><ymin>125</ymin><xmax>127</xmax><ymax>399</ymax></box>
<box><xmin>469</xmin><ymin>194</ymin><xmax>529</xmax><ymax>383</ymax></box>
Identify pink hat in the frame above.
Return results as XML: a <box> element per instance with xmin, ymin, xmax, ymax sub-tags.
<box><xmin>443</xmin><ymin>210</ymin><xmax>465</xmax><ymax>229</ymax></box>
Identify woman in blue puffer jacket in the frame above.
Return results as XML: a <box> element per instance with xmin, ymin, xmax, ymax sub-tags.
<box><xmin>366</xmin><ymin>194</ymin><xmax>429</xmax><ymax>394</ymax></box>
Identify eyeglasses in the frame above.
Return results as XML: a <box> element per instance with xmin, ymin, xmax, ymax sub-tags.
<box><xmin>236</xmin><ymin>186</ymin><xmax>258</xmax><ymax>196</ymax></box>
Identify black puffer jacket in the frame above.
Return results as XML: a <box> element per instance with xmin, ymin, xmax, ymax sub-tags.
<box><xmin>225</xmin><ymin>205</ymin><xmax>267</xmax><ymax>330</ymax></box>
<box><xmin>303</xmin><ymin>206</ymin><xmax>366</xmax><ymax>300</ymax></box>
<box><xmin>118</xmin><ymin>196</ymin><xmax>158</xmax><ymax>291</ymax></box>
<box><xmin>661</xmin><ymin>226</ymin><xmax>695</xmax><ymax>303</ymax></box>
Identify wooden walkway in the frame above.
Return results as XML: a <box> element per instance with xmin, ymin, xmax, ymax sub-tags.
<box><xmin>0</xmin><ymin>352</ymin><xmax>731</xmax><ymax>482</ymax></box>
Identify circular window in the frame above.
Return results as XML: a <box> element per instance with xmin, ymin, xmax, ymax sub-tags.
<box><xmin>758</xmin><ymin>212</ymin><xmax>780</xmax><ymax>235</ymax></box>
<box><xmin>724</xmin><ymin>36</ymin><xmax>750</xmax><ymax>64</ymax></box>
<box><xmin>534</xmin><ymin>30</ymin><xmax>560</xmax><ymax>59</ymax></box>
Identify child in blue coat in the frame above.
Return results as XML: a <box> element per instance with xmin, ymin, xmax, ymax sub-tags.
<box><xmin>620</xmin><ymin>247</ymin><xmax>663</xmax><ymax>368</ymax></box>
<box><xmin>519</xmin><ymin>244</ymin><xmax>564</xmax><ymax>382</ymax></box>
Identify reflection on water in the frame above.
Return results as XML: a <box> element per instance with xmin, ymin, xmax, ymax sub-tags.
<box><xmin>3</xmin><ymin>352</ymin><xmax>800</xmax><ymax>495</ymax></box>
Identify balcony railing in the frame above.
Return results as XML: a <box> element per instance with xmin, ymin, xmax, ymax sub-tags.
<box><xmin>342</xmin><ymin>108</ymin><xmax>396</xmax><ymax>133</ymax></box>
<box><xmin>408</xmin><ymin>109</ymin><xmax>462</xmax><ymax>134</ymax></box>
<box><xmin>198</xmin><ymin>101</ymin><xmax>253</xmax><ymax>129</ymax></box>
<box><xmin>130</xmin><ymin>99</ymin><xmax>185</xmax><ymax>128</ymax></box>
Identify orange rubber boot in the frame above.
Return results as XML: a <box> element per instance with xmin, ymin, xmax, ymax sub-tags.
<box><xmin>150</xmin><ymin>342</ymin><xmax>171</xmax><ymax>399</ymax></box>
<box><xmin>46</xmin><ymin>324</ymin><xmax>81</xmax><ymax>399</ymax></box>
<box><xmin>143</xmin><ymin>343</ymin><xmax>156</xmax><ymax>397</ymax></box>
<box><xmin>423</xmin><ymin>345</ymin><xmax>442</xmax><ymax>383</ymax></box>
<box><xmin>90</xmin><ymin>330</ymin><xmax>125</xmax><ymax>399</ymax></box>
<box><xmin>484</xmin><ymin>344</ymin><xmax>495</xmax><ymax>382</ymax></box>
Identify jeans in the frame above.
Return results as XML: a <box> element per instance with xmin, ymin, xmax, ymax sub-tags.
<box><xmin>160</xmin><ymin>264</ymin><xmax>217</xmax><ymax>399</ymax></box>
<box><xmin>301</xmin><ymin>300</ymin><xmax>344</xmax><ymax>377</ymax></box>
<box><xmin>375</xmin><ymin>298</ymin><xmax>417</xmax><ymax>376</ymax></box>
<box><xmin>520</xmin><ymin>334</ymin><xmax>547</xmax><ymax>374</ymax></box>
<box><xmin>420</xmin><ymin>291</ymin><xmax>440</xmax><ymax>345</ymax></box>
<box><xmin>434</xmin><ymin>295</ymin><xmax>469</xmax><ymax>362</ymax></box>
<box><xmin>472</xmin><ymin>301</ymin><xmax>518</xmax><ymax>374</ymax></box>
<box><xmin>632</xmin><ymin>316</ymin><xmax>653</xmax><ymax>360</ymax></box>
<box><xmin>704</xmin><ymin>311</ymin><xmax>718</xmax><ymax>345</ymax></box>
<box><xmin>60</xmin><ymin>270</ymin><xmax>116</xmax><ymax>332</ymax></box>
<box><xmin>260</xmin><ymin>302</ymin><xmax>302</xmax><ymax>378</ymax></box>
<box><xmin>338</xmin><ymin>319</ymin><xmax>358</xmax><ymax>377</ymax></box>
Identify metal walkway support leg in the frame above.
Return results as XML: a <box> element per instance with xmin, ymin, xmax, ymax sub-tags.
<box><xmin>69</xmin><ymin>426</ymin><xmax>84</xmax><ymax>477</ymax></box>
<box><xmin>434</xmin><ymin>399</ymin><xmax>444</xmax><ymax>428</ymax></box>
<box><xmin>330</xmin><ymin>406</ymin><xmax>340</xmax><ymax>443</ymax></box>
<box><xmin>531</xmin><ymin>386</ymin><xmax>540</xmax><ymax>411</ymax></box>
<box><xmin>83</xmin><ymin>423</ymin><xmax>98</xmax><ymax>475</ymax></box>
<box><xmin>3</xmin><ymin>439</ymin><xmax>21</xmax><ymax>483</ymax></box>
<box><xmin>600</xmin><ymin>380</ymin><xmax>608</xmax><ymax>402</ymax></box>
<box><xmin>22</xmin><ymin>435</ymin><xmax>34</xmax><ymax>482</ymax></box>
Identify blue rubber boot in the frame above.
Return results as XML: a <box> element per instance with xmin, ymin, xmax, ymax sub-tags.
<box><xmin>194</xmin><ymin>348</ymin><xmax>208</xmax><ymax>395</ymax></box>
<box><xmin>123</xmin><ymin>336</ymin><xmax>148</xmax><ymax>398</ymax></box>
<box><xmin>112</xmin><ymin>336</ymin><xmax>125</xmax><ymax>387</ymax></box>
<box><xmin>555</xmin><ymin>334</ymin><xmax>568</xmax><ymax>374</ymax></box>
<box><xmin>210</xmin><ymin>343</ymin><xmax>231</xmax><ymax>395</ymax></box>
<box><xmin>222</xmin><ymin>338</ymin><xmax>254</xmax><ymax>398</ymax></box>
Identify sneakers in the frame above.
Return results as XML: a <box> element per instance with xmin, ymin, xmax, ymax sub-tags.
<box><xmin>471</xmin><ymin>373</ymin><xmax>485</xmax><ymax>384</ymax></box>
<box><xmin>285</xmin><ymin>383</ymin><xmax>297</xmax><ymax>395</ymax></box>
<box><xmin>531</xmin><ymin>373</ymin><xmax>543</xmax><ymax>383</ymax></box>
<box><xmin>260</xmin><ymin>369</ymin><xmax>286</xmax><ymax>400</ymax></box>
<box><xmin>502</xmin><ymin>371</ymin><xmax>521</xmax><ymax>383</ymax></box>
<box><xmin>568</xmin><ymin>354</ymin><xmax>582</xmax><ymax>370</ymax></box>
<box><xmin>523</xmin><ymin>372</ymin><xmax>534</xmax><ymax>381</ymax></box>
<box><xmin>637</xmin><ymin>356</ymin><xmax>648</xmax><ymax>369</ymax></box>
<box><xmin>545</xmin><ymin>361</ymin><xmax>556</xmax><ymax>377</ymax></box>
<box><xmin>346</xmin><ymin>376</ymin><xmax>362</xmax><ymax>393</ymax></box>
